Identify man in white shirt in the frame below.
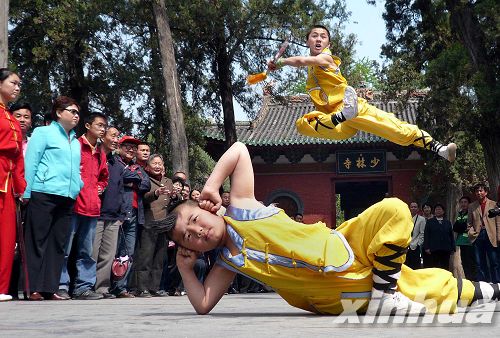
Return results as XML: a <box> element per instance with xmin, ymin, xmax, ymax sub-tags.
<box><xmin>405</xmin><ymin>201</ymin><xmax>426</xmax><ymax>269</ymax></box>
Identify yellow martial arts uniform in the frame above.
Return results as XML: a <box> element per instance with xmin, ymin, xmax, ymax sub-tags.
<box><xmin>218</xmin><ymin>198</ymin><xmax>475</xmax><ymax>314</ymax></box>
<box><xmin>295</xmin><ymin>48</ymin><xmax>434</xmax><ymax>149</ymax></box>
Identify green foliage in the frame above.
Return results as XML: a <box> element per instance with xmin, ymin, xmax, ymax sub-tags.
<box><xmin>335</xmin><ymin>194</ymin><xmax>345</xmax><ymax>226</ymax></box>
<box><xmin>346</xmin><ymin>57</ymin><xmax>381</xmax><ymax>89</ymax></box>
<box><xmin>381</xmin><ymin>0</ymin><xmax>497</xmax><ymax>202</ymax></box>
<box><xmin>8</xmin><ymin>0</ymin><xmax>140</xmax><ymax>133</ymax></box>
<box><xmin>412</xmin><ymin>132</ymin><xmax>486</xmax><ymax>204</ymax></box>
<box><xmin>188</xmin><ymin>145</ymin><xmax>216</xmax><ymax>190</ymax></box>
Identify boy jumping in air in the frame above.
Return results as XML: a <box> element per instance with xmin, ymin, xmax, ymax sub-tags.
<box><xmin>267</xmin><ymin>25</ymin><xmax>456</xmax><ymax>162</ymax></box>
<box><xmin>155</xmin><ymin>142</ymin><xmax>498</xmax><ymax>316</ymax></box>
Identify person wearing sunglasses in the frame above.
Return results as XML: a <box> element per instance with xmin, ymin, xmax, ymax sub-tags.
<box><xmin>23</xmin><ymin>96</ymin><xmax>84</xmax><ymax>301</ymax></box>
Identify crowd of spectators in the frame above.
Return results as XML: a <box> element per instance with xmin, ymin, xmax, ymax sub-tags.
<box><xmin>1</xmin><ymin>69</ymin><xmax>268</xmax><ymax>300</ymax></box>
<box><xmin>405</xmin><ymin>183</ymin><xmax>500</xmax><ymax>283</ymax></box>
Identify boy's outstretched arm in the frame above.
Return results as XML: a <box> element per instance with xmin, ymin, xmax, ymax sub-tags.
<box><xmin>200</xmin><ymin>141</ymin><xmax>261</xmax><ymax>212</ymax></box>
<box><xmin>177</xmin><ymin>247</ymin><xmax>236</xmax><ymax>315</ymax></box>
<box><xmin>267</xmin><ymin>53</ymin><xmax>334</xmax><ymax>70</ymax></box>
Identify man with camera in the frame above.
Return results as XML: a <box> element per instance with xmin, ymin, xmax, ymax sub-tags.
<box><xmin>468</xmin><ymin>182</ymin><xmax>500</xmax><ymax>283</ymax></box>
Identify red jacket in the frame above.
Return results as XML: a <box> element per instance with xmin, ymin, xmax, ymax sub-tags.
<box><xmin>0</xmin><ymin>105</ymin><xmax>26</xmax><ymax>208</ymax></box>
<box><xmin>73</xmin><ymin>136</ymin><xmax>109</xmax><ymax>217</ymax></box>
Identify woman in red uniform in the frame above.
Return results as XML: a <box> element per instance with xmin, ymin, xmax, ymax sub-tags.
<box><xmin>0</xmin><ymin>68</ymin><xmax>26</xmax><ymax>301</ymax></box>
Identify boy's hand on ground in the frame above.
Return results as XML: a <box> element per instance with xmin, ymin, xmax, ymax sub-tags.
<box><xmin>199</xmin><ymin>188</ymin><xmax>222</xmax><ymax>213</ymax></box>
<box><xmin>177</xmin><ymin>246</ymin><xmax>199</xmax><ymax>271</ymax></box>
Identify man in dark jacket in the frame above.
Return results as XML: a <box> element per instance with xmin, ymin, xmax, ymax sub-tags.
<box><xmin>109</xmin><ymin>136</ymin><xmax>150</xmax><ymax>297</ymax></box>
<box><xmin>92</xmin><ymin>134</ymin><xmax>150</xmax><ymax>298</ymax></box>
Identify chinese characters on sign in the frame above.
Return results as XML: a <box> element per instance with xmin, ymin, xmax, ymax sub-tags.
<box><xmin>337</xmin><ymin>150</ymin><xmax>386</xmax><ymax>174</ymax></box>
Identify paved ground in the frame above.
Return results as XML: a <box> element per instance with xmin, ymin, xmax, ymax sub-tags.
<box><xmin>1</xmin><ymin>293</ymin><xmax>499</xmax><ymax>337</ymax></box>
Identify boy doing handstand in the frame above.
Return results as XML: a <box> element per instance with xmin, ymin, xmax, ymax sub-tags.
<box><xmin>159</xmin><ymin>142</ymin><xmax>497</xmax><ymax>315</ymax></box>
<box><xmin>267</xmin><ymin>25</ymin><xmax>456</xmax><ymax>162</ymax></box>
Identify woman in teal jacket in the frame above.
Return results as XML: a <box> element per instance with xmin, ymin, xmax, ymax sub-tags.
<box><xmin>23</xmin><ymin>96</ymin><xmax>83</xmax><ymax>301</ymax></box>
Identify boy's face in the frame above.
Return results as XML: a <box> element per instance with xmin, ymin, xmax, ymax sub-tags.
<box><xmin>171</xmin><ymin>204</ymin><xmax>226</xmax><ymax>252</ymax></box>
<box><xmin>307</xmin><ymin>27</ymin><xmax>330</xmax><ymax>56</ymax></box>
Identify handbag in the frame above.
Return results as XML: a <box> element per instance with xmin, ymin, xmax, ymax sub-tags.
<box><xmin>111</xmin><ymin>225</ymin><xmax>130</xmax><ymax>281</ymax></box>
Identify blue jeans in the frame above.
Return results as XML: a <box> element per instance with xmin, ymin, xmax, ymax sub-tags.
<box><xmin>59</xmin><ymin>214</ymin><xmax>98</xmax><ymax>295</ymax></box>
<box><xmin>474</xmin><ymin>229</ymin><xmax>500</xmax><ymax>283</ymax></box>
<box><xmin>111</xmin><ymin>213</ymin><xmax>137</xmax><ymax>294</ymax></box>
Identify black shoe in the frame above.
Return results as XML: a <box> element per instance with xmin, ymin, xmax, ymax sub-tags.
<box><xmin>73</xmin><ymin>290</ymin><xmax>104</xmax><ymax>300</ymax></box>
<box><xmin>55</xmin><ymin>289</ymin><xmax>71</xmax><ymax>300</ymax></box>
<box><xmin>102</xmin><ymin>292</ymin><xmax>116</xmax><ymax>299</ymax></box>
<box><xmin>151</xmin><ymin>290</ymin><xmax>169</xmax><ymax>297</ymax></box>
<box><xmin>228</xmin><ymin>287</ymin><xmax>239</xmax><ymax>294</ymax></box>
<box><xmin>116</xmin><ymin>291</ymin><xmax>135</xmax><ymax>298</ymax></box>
<box><xmin>173</xmin><ymin>288</ymin><xmax>187</xmax><ymax>296</ymax></box>
<box><xmin>137</xmin><ymin>290</ymin><xmax>152</xmax><ymax>298</ymax></box>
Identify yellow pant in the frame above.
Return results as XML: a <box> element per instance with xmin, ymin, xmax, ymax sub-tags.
<box><xmin>336</xmin><ymin>198</ymin><xmax>474</xmax><ymax>313</ymax></box>
<box><xmin>296</xmin><ymin>99</ymin><xmax>434</xmax><ymax>148</ymax></box>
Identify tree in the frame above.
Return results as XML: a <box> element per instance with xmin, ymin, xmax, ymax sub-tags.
<box><xmin>8</xmin><ymin>0</ymin><xmax>141</xmax><ymax>132</ymax></box>
<box><xmin>0</xmin><ymin>0</ymin><xmax>8</xmax><ymax>68</ymax></box>
<box><xmin>380</xmin><ymin>0</ymin><xmax>499</xmax><ymax>204</ymax></box>
<box><xmin>445</xmin><ymin>0</ymin><xmax>500</xmax><ymax>195</ymax></box>
<box><xmin>167</xmin><ymin>0</ymin><xmax>352</xmax><ymax>149</ymax></box>
<box><xmin>151</xmin><ymin>0</ymin><xmax>189</xmax><ymax>173</ymax></box>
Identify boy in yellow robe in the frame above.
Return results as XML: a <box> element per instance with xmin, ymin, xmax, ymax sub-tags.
<box><xmin>267</xmin><ymin>25</ymin><xmax>456</xmax><ymax>162</ymax></box>
<box><xmin>154</xmin><ymin>142</ymin><xmax>498</xmax><ymax>316</ymax></box>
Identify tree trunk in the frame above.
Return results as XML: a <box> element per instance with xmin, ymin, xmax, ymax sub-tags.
<box><xmin>214</xmin><ymin>26</ymin><xmax>237</xmax><ymax>150</ymax></box>
<box><xmin>0</xmin><ymin>0</ymin><xmax>8</xmax><ymax>68</ymax></box>
<box><xmin>446</xmin><ymin>0</ymin><xmax>491</xmax><ymax>77</ymax></box>
<box><xmin>447</xmin><ymin>180</ymin><xmax>462</xmax><ymax>221</ymax></box>
<box><xmin>447</xmin><ymin>0</ymin><xmax>500</xmax><ymax>196</ymax></box>
<box><xmin>149</xmin><ymin>28</ymin><xmax>170</xmax><ymax>159</ymax></box>
<box><xmin>67</xmin><ymin>39</ymin><xmax>89</xmax><ymax>135</ymax></box>
<box><xmin>479</xmin><ymin>133</ymin><xmax>500</xmax><ymax>199</ymax></box>
<box><xmin>151</xmin><ymin>0</ymin><xmax>189</xmax><ymax>174</ymax></box>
